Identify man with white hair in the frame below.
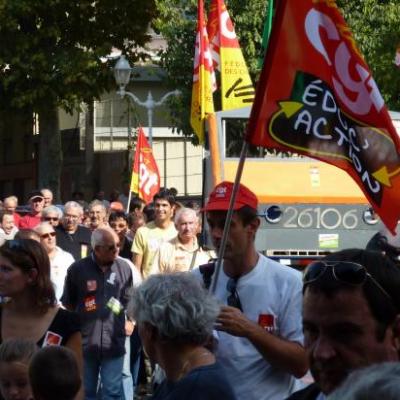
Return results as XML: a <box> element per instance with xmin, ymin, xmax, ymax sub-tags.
<box><xmin>62</xmin><ymin>227</ymin><xmax>133</xmax><ymax>400</ymax></box>
<box><xmin>150</xmin><ymin>207</ymin><xmax>214</xmax><ymax>275</ymax></box>
<box><xmin>35</xmin><ymin>222</ymin><xmax>74</xmax><ymax>302</ymax></box>
<box><xmin>41</xmin><ymin>205</ymin><xmax>63</xmax><ymax>227</ymax></box>
<box><xmin>55</xmin><ymin>201</ymin><xmax>91</xmax><ymax>260</ymax></box>
<box><xmin>41</xmin><ymin>188</ymin><xmax>54</xmax><ymax>207</ymax></box>
<box><xmin>3</xmin><ymin>195</ymin><xmax>21</xmax><ymax>226</ymax></box>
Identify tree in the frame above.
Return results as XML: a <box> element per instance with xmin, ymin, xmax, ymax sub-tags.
<box><xmin>155</xmin><ymin>0</ymin><xmax>400</xmax><ymax>142</ymax></box>
<box><xmin>0</xmin><ymin>0</ymin><xmax>156</xmax><ymax>199</ymax></box>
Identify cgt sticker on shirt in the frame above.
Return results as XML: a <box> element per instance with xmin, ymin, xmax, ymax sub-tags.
<box><xmin>81</xmin><ymin>244</ymin><xmax>88</xmax><ymax>258</ymax></box>
<box><xmin>87</xmin><ymin>280</ymin><xmax>97</xmax><ymax>292</ymax></box>
<box><xmin>84</xmin><ymin>296</ymin><xmax>97</xmax><ymax>312</ymax></box>
<box><xmin>258</xmin><ymin>314</ymin><xmax>277</xmax><ymax>333</ymax></box>
<box><xmin>42</xmin><ymin>331</ymin><xmax>63</xmax><ymax>347</ymax></box>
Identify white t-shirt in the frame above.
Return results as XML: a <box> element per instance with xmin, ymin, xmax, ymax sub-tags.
<box><xmin>50</xmin><ymin>247</ymin><xmax>75</xmax><ymax>302</ymax></box>
<box><xmin>194</xmin><ymin>254</ymin><xmax>304</xmax><ymax>400</ymax></box>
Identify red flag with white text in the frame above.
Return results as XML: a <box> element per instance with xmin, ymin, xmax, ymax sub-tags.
<box><xmin>246</xmin><ymin>0</ymin><xmax>400</xmax><ymax>233</ymax></box>
<box><xmin>131</xmin><ymin>127</ymin><xmax>160</xmax><ymax>204</ymax></box>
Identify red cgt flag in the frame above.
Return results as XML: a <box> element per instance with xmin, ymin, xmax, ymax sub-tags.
<box><xmin>131</xmin><ymin>127</ymin><xmax>160</xmax><ymax>204</ymax></box>
<box><xmin>246</xmin><ymin>0</ymin><xmax>400</xmax><ymax>233</ymax></box>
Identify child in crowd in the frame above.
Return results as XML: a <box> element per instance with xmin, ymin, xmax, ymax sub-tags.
<box><xmin>29</xmin><ymin>346</ymin><xmax>81</xmax><ymax>400</ymax></box>
<box><xmin>0</xmin><ymin>338</ymin><xmax>37</xmax><ymax>400</ymax></box>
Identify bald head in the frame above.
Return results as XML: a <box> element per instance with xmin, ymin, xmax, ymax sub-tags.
<box><xmin>91</xmin><ymin>228</ymin><xmax>120</xmax><ymax>266</ymax></box>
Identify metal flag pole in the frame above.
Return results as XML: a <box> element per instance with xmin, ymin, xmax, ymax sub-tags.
<box><xmin>210</xmin><ymin>140</ymin><xmax>249</xmax><ymax>294</ymax></box>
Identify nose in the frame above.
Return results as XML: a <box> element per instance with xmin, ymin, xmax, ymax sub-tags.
<box><xmin>311</xmin><ymin>335</ymin><xmax>337</xmax><ymax>362</ymax></box>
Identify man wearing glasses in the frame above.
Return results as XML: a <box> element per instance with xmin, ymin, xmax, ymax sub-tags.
<box><xmin>55</xmin><ymin>201</ymin><xmax>91</xmax><ymax>260</ymax></box>
<box><xmin>200</xmin><ymin>181</ymin><xmax>307</xmax><ymax>400</ymax></box>
<box><xmin>286</xmin><ymin>249</ymin><xmax>400</xmax><ymax>400</ymax></box>
<box><xmin>62</xmin><ymin>227</ymin><xmax>133</xmax><ymax>400</ymax></box>
<box><xmin>35</xmin><ymin>221</ymin><xmax>74</xmax><ymax>302</ymax></box>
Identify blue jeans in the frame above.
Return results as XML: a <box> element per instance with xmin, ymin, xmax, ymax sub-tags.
<box><xmin>84</xmin><ymin>352</ymin><xmax>124</xmax><ymax>400</ymax></box>
<box><xmin>122</xmin><ymin>337</ymin><xmax>133</xmax><ymax>400</ymax></box>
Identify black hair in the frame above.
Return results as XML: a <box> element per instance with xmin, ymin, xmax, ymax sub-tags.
<box><xmin>305</xmin><ymin>249</ymin><xmax>400</xmax><ymax>339</ymax></box>
<box><xmin>143</xmin><ymin>204</ymin><xmax>155</xmax><ymax>222</ymax></box>
<box><xmin>153</xmin><ymin>189</ymin><xmax>175</xmax><ymax>206</ymax></box>
<box><xmin>235</xmin><ymin>205</ymin><xmax>258</xmax><ymax>226</ymax></box>
<box><xmin>108</xmin><ymin>210</ymin><xmax>128</xmax><ymax>223</ymax></box>
<box><xmin>130</xmin><ymin>196</ymin><xmax>145</xmax><ymax>212</ymax></box>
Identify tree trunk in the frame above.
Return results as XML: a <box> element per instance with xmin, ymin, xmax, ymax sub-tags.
<box><xmin>38</xmin><ymin>105</ymin><xmax>62</xmax><ymax>201</ymax></box>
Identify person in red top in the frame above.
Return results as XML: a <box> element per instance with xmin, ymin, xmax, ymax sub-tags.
<box><xmin>19</xmin><ymin>190</ymin><xmax>45</xmax><ymax>229</ymax></box>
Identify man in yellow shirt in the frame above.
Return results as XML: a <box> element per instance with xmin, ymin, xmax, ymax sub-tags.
<box><xmin>150</xmin><ymin>207</ymin><xmax>214</xmax><ymax>274</ymax></box>
<box><xmin>132</xmin><ymin>190</ymin><xmax>177</xmax><ymax>278</ymax></box>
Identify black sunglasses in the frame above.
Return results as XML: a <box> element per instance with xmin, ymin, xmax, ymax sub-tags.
<box><xmin>226</xmin><ymin>278</ymin><xmax>243</xmax><ymax>311</ymax></box>
<box><xmin>304</xmin><ymin>261</ymin><xmax>393</xmax><ymax>304</ymax></box>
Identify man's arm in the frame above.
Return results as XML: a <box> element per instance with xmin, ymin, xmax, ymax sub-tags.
<box><xmin>132</xmin><ymin>253</ymin><xmax>143</xmax><ymax>276</ymax></box>
<box><xmin>216</xmin><ymin>306</ymin><xmax>308</xmax><ymax>378</ymax></box>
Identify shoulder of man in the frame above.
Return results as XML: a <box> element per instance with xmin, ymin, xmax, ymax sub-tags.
<box><xmin>285</xmin><ymin>383</ymin><xmax>321</xmax><ymax>400</ymax></box>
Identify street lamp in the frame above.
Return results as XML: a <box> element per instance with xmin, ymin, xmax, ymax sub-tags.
<box><xmin>113</xmin><ymin>55</ymin><xmax>180</xmax><ymax>147</ymax></box>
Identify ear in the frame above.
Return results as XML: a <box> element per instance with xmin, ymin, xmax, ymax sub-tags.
<box><xmin>247</xmin><ymin>217</ymin><xmax>260</xmax><ymax>235</ymax></box>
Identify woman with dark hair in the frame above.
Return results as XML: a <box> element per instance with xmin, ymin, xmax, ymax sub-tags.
<box><xmin>0</xmin><ymin>239</ymin><xmax>82</xmax><ymax>371</ymax></box>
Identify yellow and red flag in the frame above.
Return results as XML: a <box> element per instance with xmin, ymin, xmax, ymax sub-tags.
<box><xmin>190</xmin><ymin>0</ymin><xmax>216</xmax><ymax>143</ymax></box>
<box><xmin>131</xmin><ymin>127</ymin><xmax>160</xmax><ymax>204</ymax></box>
<box><xmin>246</xmin><ymin>0</ymin><xmax>400</xmax><ymax>232</ymax></box>
<box><xmin>207</xmin><ymin>0</ymin><xmax>255</xmax><ymax>110</ymax></box>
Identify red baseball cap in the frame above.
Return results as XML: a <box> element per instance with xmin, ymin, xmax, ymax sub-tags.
<box><xmin>202</xmin><ymin>181</ymin><xmax>258</xmax><ymax>212</ymax></box>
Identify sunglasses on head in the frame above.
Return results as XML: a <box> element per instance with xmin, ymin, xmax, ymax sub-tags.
<box><xmin>304</xmin><ymin>261</ymin><xmax>393</xmax><ymax>304</ymax></box>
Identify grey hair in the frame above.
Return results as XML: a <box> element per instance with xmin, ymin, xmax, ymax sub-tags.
<box><xmin>128</xmin><ymin>273</ymin><xmax>220</xmax><ymax>345</ymax></box>
<box><xmin>0</xmin><ymin>338</ymin><xmax>38</xmax><ymax>363</ymax></box>
<box><xmin>64</xmin><ymin>201</ymin><xmax>83</xmax><ymax>216</ymax></box>
<box><xmin>327</xmin><ymin>362</ymin><xmax>400</xmax><ymax>400</ymax></box>
<box><xmin>3</xmin><ymin>195</ymin><xmax>18</xmax><ymax>204</ymax></box>
<box><xmin>91</xmin><ymin>227</ymin><xmax>115</xmax><ymax>248</ymax></box>
<box><xmin>34</xmin><ymin>222</ymin><xmax>55</xmax><ymax>234</ymax></box>
<box><xmin>41</xmin><ymin>188</ymin><xmax>53</xmax><ymax>197</ymax></box>
<box><xmin>174</xmin><ymin>207</ymin><xmax>198</xmax><ymax>225</ymax></box>
<box><xmin>89</xmin><ymin>200</ymin><xmax>107</xmax><ymax>212</ymax></box>
<box><xmin>42</xmin><ymin>205</ymin><xmax>63</xmax><ymax>219</ymax></box>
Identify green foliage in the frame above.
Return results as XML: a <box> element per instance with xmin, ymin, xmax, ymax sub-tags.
<box><xmin>156</xmin><ymin>0</ymin><xmax>400</xmax><ymax>141</ymax></box>
<box><xmin>337</xmin><ymin>0</ymin><xmax>400</xmax><ymax>110</ymax></box>
<box><xmin>0</xmin><ymin>0</ymin><xmax>157</xmax><ymax>112</ymax></box>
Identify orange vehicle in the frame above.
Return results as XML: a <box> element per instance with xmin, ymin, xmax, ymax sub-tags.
<box><xmin>204</xmin><ymin>108</ymin><xmax>400</xmax><ymax>267</ymax></box>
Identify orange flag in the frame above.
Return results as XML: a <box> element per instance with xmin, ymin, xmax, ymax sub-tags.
<box><xmin>190</xmin><ymin>0</ymin><xmax>216</xmax><ymax>143</ymax></box>
<box><xmin>131</xmin><ymin>127</ymin><xmax>160</xmax><ymax>204</ymax></box>
<box><xmin>207</xmin><ymin>0</ymin><xmax>255</xmax><ymax>110</ymax></box>
<box><xmin>246</xmin><ymin>0</ymin><xmax>400</xmax><ymax>233</ymax></box>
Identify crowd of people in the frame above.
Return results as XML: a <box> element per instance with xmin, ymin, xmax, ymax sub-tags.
<box><xmin>0</xmin><ymin>183</ymin><xmax>399</xmax><ymax>400</ymax></box>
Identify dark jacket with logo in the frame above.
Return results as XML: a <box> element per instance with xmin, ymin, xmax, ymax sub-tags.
<box><xmin>61</xmin><ymin>254</ymin><xmax>133</xmax><ymax>358</ymax></box>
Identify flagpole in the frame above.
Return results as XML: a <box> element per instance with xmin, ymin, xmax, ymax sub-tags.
<box><xmin>210</xmin><ymin>140</ymin><xmax>248</xmax><ymax>294</ymax></box>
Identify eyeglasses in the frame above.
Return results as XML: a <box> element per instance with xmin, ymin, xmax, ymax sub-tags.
<box><xmin>99</xmin><ymin>243</ymin><xmax>120</xmax><ymax>251</ymax></box>
<box><xmin>40</xmin><ymin>232</ymin><xmax>56</xmax><ymax>239</ymax></box>
<box><xmin>226</xmin><ymin>278</ymin><xmax>243</xmax><ymax>311</ymax></box>
<box><xmin>45</xmin><ymin>217</ymin><xmax>59</xmax><ymax>222</ymax></box>
<box><xmin>304</xmin><ymin>261</ymin><xmax>393</xmax><ymax>304</ymax></box>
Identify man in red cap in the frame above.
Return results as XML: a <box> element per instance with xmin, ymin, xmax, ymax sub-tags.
<box><xmin>199</xmin><ymin>181</ymin><xmax>308</xmax><ymax>400</ymax></box>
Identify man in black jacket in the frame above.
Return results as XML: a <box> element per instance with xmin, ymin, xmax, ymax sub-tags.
<box><xmin>286</xmin><ymin>249</ymin><xmax>400</xmax><ymax>399</ymax></box>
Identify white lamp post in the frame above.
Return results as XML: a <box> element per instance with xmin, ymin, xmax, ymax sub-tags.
<box><xmin>113</xmin><ymin>55</ymin><xmax>180</xmax><ymax>147</ymax></box>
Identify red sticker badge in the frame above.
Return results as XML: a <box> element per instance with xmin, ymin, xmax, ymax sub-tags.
<box><xmin>84</xmin><ymin>296</ymin><xmax>97</xmax><ymax>312</ymax></box>
<box><xmin>258</xmin><ymin>314</ymin><xmax>275</xmax><ymax>333</ymax></box>
<box><xmin>42</xmin><ymin>331</ymin><xmax>63</xmax><ymax>347</ymax></box>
